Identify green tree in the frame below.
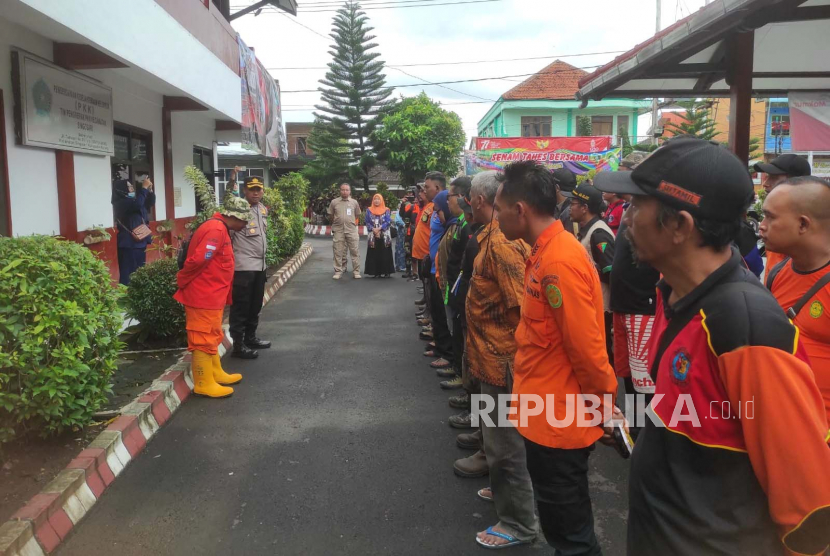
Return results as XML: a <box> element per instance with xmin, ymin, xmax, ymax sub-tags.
<box><xmin>315</xmin><ymin>1</ymin><xmax>393</xmax><ymax>191</ymax></box>
<box><xmin>664</xmin><ymin>100</ymin><xmax>718</xmax><ymax>140</ymax></box>
<box><xmin>302</xmin><ymin>118</ymin><xmax>351</xmax><ymax>195</ymax></box>
<box><xmin>373</xmin><ymin>93</ymin><xmax>465</xmax><ymax>187</ymax></box>
<box><xmin>576</xmin><ymin>115</ymin><xmax>592</xmax><ymax>136</ymax></box>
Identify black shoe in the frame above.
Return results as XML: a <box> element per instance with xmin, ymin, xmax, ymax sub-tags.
<box><xmin>415</xmin><ymin>297</ymin><xmax>426</xmax><ymax>306</ymax></box>
<box><xmin>245</xmin><ymin>336</ymin><xmax>271</xmax><ymax>349</ymax></box>
<box><xmin>231</xmin><ymin>338</ymin><xmax>259</xmax><ymax>359</ymax></box>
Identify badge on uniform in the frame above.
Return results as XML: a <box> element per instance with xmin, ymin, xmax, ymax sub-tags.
<box><xmin>249</xmin><ymin>227</ymin><xmax>257</xmax><ymax>235</ymax></box>
<box><xmin>347</xmin><ymin>208</ymin><xmax>353</xmax><ymax>216</ymax></box>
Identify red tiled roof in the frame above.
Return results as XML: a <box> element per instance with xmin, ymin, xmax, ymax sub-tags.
<box><xmin>502</xmin><ymin>60</ymin><xmax>589</xmax><ymax>100</ymax></box>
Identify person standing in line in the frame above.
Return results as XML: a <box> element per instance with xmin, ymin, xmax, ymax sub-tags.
<box><xmin>327</xmin><ymin>183</ymin><xmax>362</xmax><ymax>280</ymax></box>
<box><xmin>399</xmin><ymin>187</ymin><xmax>421</xmax><ymax>278</ymax></box>
<box><xmin>761</xmin><ymin>176</ymin><xmax>830</xmax><ymax>422</ymax></box>
<box><xmin>412</xmin><ymin>184</ymin><xmax>435</xmax><ymax>311</ymax></box>
<box><xmin>229</xmin><ymin>176</ymin><xmax>271</xmax><ymax>360</ymax></box>
<box><xmin>453</xmin><ymin>171</ymin><xmax>538</xmax><ymax>549</ymax></box>
<box><xmin>364</xmin><ymin>194</ymin><xmax>395</xmax><ymax>278</ymax></box>
<box><xmin>602</xmin><ymin>189</ymin><xmax>625</xmax><ymax>235</ymax></box>
<box><xmin>426</xmin><ymin>186</ymin><xmax>455</xmax><ymax>371</ymax></box>
<box><xmin>174</xmin><ymin>197</ymin><xmax>252</xmax><ymax>398</ymax></box>
<box><xmin>552</xmin><ymin>167</ymin><xmax>577</xmax><ymax>235</ymax></box>
<box><xmin>495</xmin><ymin>161</ymin><xmax>617</xmax><ymax>556</ymax></box>
<box><xmin>595</xmin><ymin>136</ymin><xmax>830</xmax><ymax>556</ymax></box>
<box><xmin>394</xmin><ymin>209</ymin><xmax>407</xmax><ymax>274</ymax></box>
<box><xmin>608</xmin><ymin>154</ymin><xmax>659</xmax><ymax>422</ymax></box>
<box><xmin>565</xmin><ymin>184</ymin><xmax>616</xmax><ymax>368</ymax></box>
<box><xmin>112</xmin><ymin>175</ymin><xmax>156</xmax><ymax>286</ymax></box>
<box><xmin>753</xmin><ymin>154</ymin><xmax>812</xmax><ymax>271</ymax></box>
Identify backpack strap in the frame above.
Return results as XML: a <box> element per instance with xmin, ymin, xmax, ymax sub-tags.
<box><xmin>788</xmin><ymin>270</ymin><xmax>830</xmax><ymax>319</ymax></box>
<box><xmin>765</xmin><ymin>257</ymin><xmax>791</xmax><ymax>289</ymax></box>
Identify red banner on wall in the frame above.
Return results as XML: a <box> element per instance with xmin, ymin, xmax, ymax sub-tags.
<box><xmin>469</xmin><ymin>136</ymin><xmax>618</xmax><ymax>175</ymax></box>
<box><xmin>475</xmin><ymin>137</ymin><xmax>611</xmax><ymax>153</ymax></box>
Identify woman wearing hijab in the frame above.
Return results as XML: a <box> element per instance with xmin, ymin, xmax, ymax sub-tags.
<box><xmin>112</xmin><ymin>176</ymin><xmax>156</xmax><ymax>285</ymax></box>
<box><xmin>364</xmin><ymin>193</ymin><xmax>395</xmax><ymax>278</ymax></box>
<box><xmin>394</xmin><ymin>210</ymin><xmax>407</xmax><ymax>273</ymax></box>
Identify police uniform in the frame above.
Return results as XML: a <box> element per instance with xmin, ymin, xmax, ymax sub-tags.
<box><xmin>327</xmin><ymin>196</ymin><xmax>362</xmax><ymax>276</ymax></box>
<box><xmin>229</xmin><ymin>177</ymin><xmax>271</xmax><ymax>355</ymax></box>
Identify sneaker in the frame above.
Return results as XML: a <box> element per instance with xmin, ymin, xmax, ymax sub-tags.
<box><xmin>441</xmin><ymin>376</ymin><xmax>465</xmax><ymax>391</ymax></box>
<box><xmin>421</xmin><ymin>325</ymin><xmax>432</xmax><ymax>333</ymax></box>
<box><xmin>449</xmin><ymin>410</ymin><xmax>473</xmax><ymax>428</ymax></box>
<box><xmin>333</xmin><ymin>273</ymin><xmax>342</xmax><ymax>280</ymax></box>
<box><xmin>436</xmin><ymin>367</ymin><xmax>457</xmax><ymax>378</ymax></box>
<box><xmin>353</xmin><ymin>272</ymin><xmax>362</xmax><ymax>279</ymax></box>
<box><xmin>449</xmin><ymin>391</ymin><xmax>471</xmax><ymax>410</ymax></box>
<box><xmin>453</xmin><ymin>449</ymin><xmax>488</xmax><ymax>478</ymax></box>
<box><xmin>430</xmin><ymin>358</ymin><xmax>452</xmax><ymax>369</ymax></box>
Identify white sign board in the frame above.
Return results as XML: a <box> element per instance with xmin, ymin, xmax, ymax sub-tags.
<box><xmin>15</xmin><ymin>51</ymin><xmax>114</xmax><ymax>156</ymax></box>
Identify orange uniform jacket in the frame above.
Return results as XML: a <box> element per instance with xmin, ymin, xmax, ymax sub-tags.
<box><xmin>411</xmin><ymin>202</ymin><xmax>434</xmax><ymax>260</ymax></box>
<box><xmin>174</xmin><ymin>214</ymin><xmax>234</xmax><ymax>310</ymax></box>
<box><xmin>513</xmin><ymin>220</ymin><xmax>617</xmax><ymax>449</ymax></box>
<box><xmin>769</xmin><ymin>258</ymin><xmax>830</xmax><ymax>424</ymax></box>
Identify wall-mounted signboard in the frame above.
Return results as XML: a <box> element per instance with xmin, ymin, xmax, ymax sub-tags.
<box><xmin>12</xmin><ymin>50</ymin><xmax>114</xmax><ymax>156</ymax></box>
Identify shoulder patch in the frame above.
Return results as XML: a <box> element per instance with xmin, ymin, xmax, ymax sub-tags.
<box><xmin>545</xmin><ymin>284</ymin><xmax>563</xmax><ymax>308</ymax></box>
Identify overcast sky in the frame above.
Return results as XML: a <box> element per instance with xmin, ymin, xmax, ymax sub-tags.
<box><xmin>230</xmin><ymin>0</ymin><xmax>708</xmax><ymax>140</ymax></box>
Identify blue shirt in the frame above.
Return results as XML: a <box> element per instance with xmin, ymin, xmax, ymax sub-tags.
<box><xmin>429</xmin><ymin>211</ymin><xmax>444</xmax><ymax>275</ymax></box>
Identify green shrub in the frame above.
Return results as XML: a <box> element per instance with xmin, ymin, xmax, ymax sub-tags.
<box><xmin>123</xmin><ymin>258</ymin><xmax>185</xmax><ymax>340</ymax></box>
<box><xmin>0</xmin><ymin>236</ymin><xmax>123</xmax><ymax>444</ymax></box>
<box><xmin>262</xmin><ymin>173</ymin><xmax>309</xmax><ymax>267</ymax></box>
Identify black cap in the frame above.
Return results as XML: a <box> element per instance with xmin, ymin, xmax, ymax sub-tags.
<box><xmin>244</xmin><ymin>176</ymin><xmax>264</xmax><ymax>189</ymax></box>
<box><xmin>594</xmin><ymin>137</ymin><xmax>754</xmax><ymax>222</ymax></box>
<box><xmin>564</xmin><ymin>184</ymin><xmax>604</xmax><ymax>214</ymax></box>
<box><xmin>551</xmin><ymin>167</ymin><xmax>577</xmax><ymax>192</ymax></box>
<box><xmin>753</xmin><ymin>154</ymin><xmax>811</xmax><ymax>177</ymax></box>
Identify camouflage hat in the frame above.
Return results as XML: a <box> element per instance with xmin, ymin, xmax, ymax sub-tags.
<box><xmin>220</xmin><ymin>195</ymin><xmax>251</xmax><ymax>220</ymax></box>
<box><xmin>620</xmin><ymin>151</ymin><xmax>649</xmax><ymax>169</ymax></box>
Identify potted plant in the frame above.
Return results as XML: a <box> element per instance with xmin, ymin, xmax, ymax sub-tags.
<box><xmin>155</xmin><ymin>219</ymin><xmax>174</xmax><ymax>233</ymax></box>
<box><xmin>82</xmin><ymin>225</ymin><xmax>112</xmax><ymax>245</ymax></box>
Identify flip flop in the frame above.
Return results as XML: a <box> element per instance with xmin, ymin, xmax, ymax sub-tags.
<box><xmin>475</xmin><ymin>526</ymin><xmax>529</xmax><ymax>550</ymax></box>
<box><xmin>423</xmin><ymin>350</ymin><xmax>436</xmax><ymax>357</ymax></box>
<box><xmin>430</xmin><ymin>358</ymin><xmax>451</xmax><ymax>369</ymax></box>
<box><xmin>477</xmin><ymin>488</ymin><xmax>494</xmax><ymax>502</ymax></box>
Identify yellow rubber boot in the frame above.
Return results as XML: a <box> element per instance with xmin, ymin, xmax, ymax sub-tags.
<box><xmin>192</xmin><ymin>351</ymin><xmax>233</xmax><ymax>398</ymax></box>
<box><xmin>212</xmin><ymin>354</ymin><xmax>242</xmax><ymax>385</ymax></box>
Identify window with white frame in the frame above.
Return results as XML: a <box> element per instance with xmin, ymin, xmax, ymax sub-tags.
<box><xmin>218</xmin><ymin>167</ymin><xmax>266</xmax><ymax>199</ymax></box>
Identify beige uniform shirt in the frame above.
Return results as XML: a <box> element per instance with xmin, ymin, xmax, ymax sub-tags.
<box><xmin>231</xmin><ymin>202</ymin><xmax>268</xmax><ymax>272</ymax></box>
<box><xmin>327</xmin><ymin>197</ymin><xmax>361</xmax><ymax>233</ymax></box>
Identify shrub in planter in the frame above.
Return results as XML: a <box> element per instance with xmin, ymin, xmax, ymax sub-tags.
<box><xmin>124</xmin><ymin>257</ymin><xmax>185</xmax><ymax>340</ymax></box>
<box><xmin>0</xmin><ymin>236</ymin><xmax>123</xmax><ymax>444</ymax></box>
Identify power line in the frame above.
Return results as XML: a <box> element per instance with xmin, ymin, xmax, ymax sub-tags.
<box><xmin>266</xmin><ymin>50</ymin><xmax>627</xmax><ymax>70</ymax></box>
<box><xmin>387</xmin><ymin>66</ymin><xmax>495</xmax><ymax>102</ymax></box>
<box><xmin>281</xmin><ymin>66</ymin><xmax>602</xmax><ymax>93</ymax></box>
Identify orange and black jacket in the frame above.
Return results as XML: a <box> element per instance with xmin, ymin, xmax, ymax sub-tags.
<box><xmin>628</xmin><ymin>249</ymin><xmax>830</xmax><ymax>556</ymax></box>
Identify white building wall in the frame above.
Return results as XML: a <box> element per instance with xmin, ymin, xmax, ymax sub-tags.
<box><xmin>172</xmin><ymin>111</ymin><xmax>217</xmax><ymax>219</ymax></box>
<box><xmin>74</xmin><ymin>71</ymin><xmax>166</xmax><ymax>230</ymax></box>
<box><xmin>0</xmin><ymin>17</ymin><xmax>59</xmax><ymax>236</ymax></box>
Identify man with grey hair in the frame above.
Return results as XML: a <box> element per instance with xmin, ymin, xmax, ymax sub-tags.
<box><xmin>459</xmin><ymin>170</ymin><xmax>539</xmax><ymax>549</ymax></box>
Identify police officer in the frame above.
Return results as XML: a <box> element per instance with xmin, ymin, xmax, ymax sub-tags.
<box><xmin>229</xmin><ymin>176</ymin><xmax>271</xmax><ymax>359</ymax></box>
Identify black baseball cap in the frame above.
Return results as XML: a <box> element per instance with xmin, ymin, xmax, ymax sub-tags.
<box><xmin>594</xmin><ymin>136</ymin><xmax>754</xmax><ymax>222</ymax></box>
<box><xmin>753</xmin><ymin>154</ymin><xmax>811</xmax><ymax>177</ymax></box>
<box><xmin>551</xmin><ymin>167</ymin><xmax>577</xmax><ymax>192</ymax></box>
<box><xmin>563</xmin><ymin>184</ymin><xmax>604</xmax><ymax>213</ymax></box>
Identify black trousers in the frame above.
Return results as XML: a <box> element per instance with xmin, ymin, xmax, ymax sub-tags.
<box><xmin>450</xmin><ymin>309</ymin><xmax>464</xmax><ymax>377</ymax></box>
<box><xmin>524</xmin><ymin>439</ymin><xmax>602</xmax><ymax>556</ymax></box>
<box><xmin>117</xmin><ymin>246</ymin><xmax>147</xmax><ymax>286</ymax></box>
<box><xmin>427</xmin><ymin>272</ymin><xmax>453</xmax><ymax>358</ymax></box>
<box><xmin>229</xmin><ymin>270</ymin><xmax>267</xmax><ymax>339</ymax></box>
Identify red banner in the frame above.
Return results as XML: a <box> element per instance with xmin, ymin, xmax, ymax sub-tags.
<box><xmin>475</xmin><ymin>137</ymin><xmax>612</xmax><ymax>153</ymax></box>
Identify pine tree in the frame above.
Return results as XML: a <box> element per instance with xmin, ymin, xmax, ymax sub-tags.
<box><xmin>664</xmin><ymin>100</ymin><xmax>718</xmax><ymax>140</ymax></box>
<box><xmin>302</xmin><ymin>118</ymin><xmax>350</xmax><ymax>195</ymax></box>
<box><xmin>315</xmin><ymin>2</ymin><xmax>392</xmax><ymax>191</ymax></box>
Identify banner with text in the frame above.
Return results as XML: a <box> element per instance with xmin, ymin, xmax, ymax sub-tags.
<box><xmin>467</xmin><ymin>137</ymin><xmax>619</xmax><ymax>175</ymax></box>
<box><xmin>238</xmin><ymin>36</ymin><xmax>288</xmax><ymax>160</ymax></box>
<box><xmin>14</xmin><ymin>50</ymin><xmax>114</xmax><ymax>156</ymax></box>
<box><xmin>790</xmin><ymin>93</ymin><xmax>830</xmax><ymax>152</ymax></box>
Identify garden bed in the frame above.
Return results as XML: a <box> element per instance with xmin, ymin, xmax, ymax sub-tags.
<box><xmin>0</xmin><ymin>349</ymin><xmax>182</xmax><ymax>524</ymax></box>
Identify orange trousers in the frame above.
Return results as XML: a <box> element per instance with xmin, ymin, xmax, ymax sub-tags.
<box><xmin>184</xmin><ymin>306</ymin><xmax>225</xmax><ymax>354</ymax></box>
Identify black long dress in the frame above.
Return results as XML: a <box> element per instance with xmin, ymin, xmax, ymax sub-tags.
<box><xmin>364</xmin><ymin>211</ymin><xmax>396</xmax><ymax>277</ymax></box>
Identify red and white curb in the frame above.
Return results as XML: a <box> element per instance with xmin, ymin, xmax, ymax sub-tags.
<box><xmin>304</xmin><ymin>224</ymin><xmax>369</xmax><ymax>237</ymax></box>
<box><xmin>0</xmin><ymin>243</ymin><xmax>313</xmax><ymax>556</ymax></box>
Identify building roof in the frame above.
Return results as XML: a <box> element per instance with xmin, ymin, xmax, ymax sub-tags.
<box><xmin>502</xmin><ymin>60</ymin><xmax>589</xmax><ymax>100</ymax></box>
<box><xmin>577</xmin><ymin>0</ymin><xmax>830</xmax><ymax>101</ymax></box>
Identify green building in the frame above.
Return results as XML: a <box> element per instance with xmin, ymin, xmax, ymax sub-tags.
<box><xmin>476</xmin><ymin>60</ymin><xmax>651</xmax><ymax>144</ymax></box>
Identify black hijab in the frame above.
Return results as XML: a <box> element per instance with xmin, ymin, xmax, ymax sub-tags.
<box><xmin>111</xmin><ymin>179</ymin><xmax>131</xmax><ymax>204</ymax></box>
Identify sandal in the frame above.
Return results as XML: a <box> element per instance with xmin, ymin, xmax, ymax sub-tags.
<box><xmin>477</xmin><ymin>488</ymin><xmax>494</xmax><ymax>502</ymax></box>
<box><xmin>423</xmin><ymin>350</ymin><xmax>436</xmax><ymax>357</ymax></box>
<box><xmin>475</xmin><ymin>526</ymin><xmax>530</xmax><ymax>550</ymax></box>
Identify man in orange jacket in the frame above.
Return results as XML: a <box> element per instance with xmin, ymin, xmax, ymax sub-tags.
<box><xmin>174</xmin><ymin>196</ymin><xmax>251</xmax><ymax>399</ymax></box>
<box><xmin>495</xmin><ymin>161</ymin><xmax>617</xmax><ymax>554</ymax></box>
